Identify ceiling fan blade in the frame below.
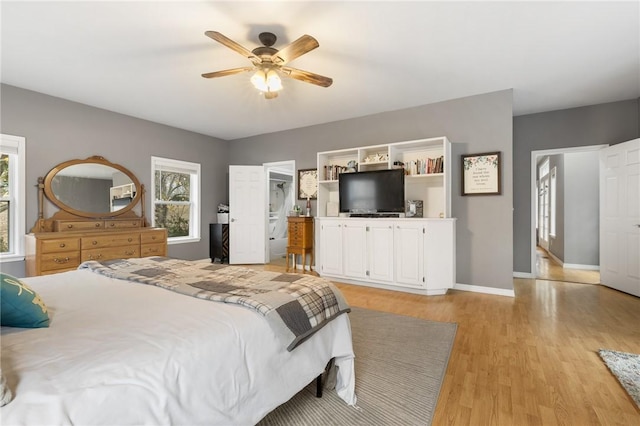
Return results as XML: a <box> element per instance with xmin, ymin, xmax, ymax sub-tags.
<box><xmin>281</xmin><ymin>67</ymin><xmax>333</xmax><ymax>88</ymax></box>
<box><xmin>201</xmin><ymin>67</ymin><xmax>253</xmax><ymax>79</ymax></box>
<box><xmin>271</xmin><ymin>35</ymin><xmax>319</xmax><ymax>65</ymax></box>
<box><xmin>205</xmin><ymin>31</ymin><xmax>259</xmax><ymax>63</ymax></box>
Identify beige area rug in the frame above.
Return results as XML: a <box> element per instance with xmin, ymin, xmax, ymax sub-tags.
<box><xmin>259</xmin><ymin>307</ymin><xmax>457</xmax><ymax>425</ymax></box>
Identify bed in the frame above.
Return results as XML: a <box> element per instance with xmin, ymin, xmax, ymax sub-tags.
<box><xmin>0</xmin><ymin>260</ymin><xmax>356</xmax><ymax>425</ymax></box>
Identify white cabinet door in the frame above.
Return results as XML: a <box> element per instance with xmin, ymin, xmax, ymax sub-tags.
<box><xmin>368</xmin><ymin>222</ymin><xmax>394</xmax><ymax>283</ymax></box>
<box><xmin>425</xmin><ymin>220</ymin><xmax>456</xmax><ymax>290</ymax></box>
<box><xmin>342</xmin><ymin>220</ymin><xmax>368</xmax><ymax>279</ymax></box>
<box><xmin>395</xmin><ymin>221</ymin><xmax>425</xmax><ymax>288</ymax></box>
<box><xmin>319</xmin><ymin>219</ymin><xmax>343</xmax><ymax>276</ymax></box>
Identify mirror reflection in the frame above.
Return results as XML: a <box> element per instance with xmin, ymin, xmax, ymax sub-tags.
<box><xmin>50</xmin><ymin>164</ymin><xmax>136</xmax><ymax>214</ymax></box>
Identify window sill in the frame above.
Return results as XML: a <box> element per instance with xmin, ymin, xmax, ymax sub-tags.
<box><xmin>0</xmin><ymin>254</ymin><xmax>26</xmax><ymax>263</ymax></box>
<box><xmin>167</xmin><ymin>237</ymin><xmax>201</xmax><ymax>245</ymax></box>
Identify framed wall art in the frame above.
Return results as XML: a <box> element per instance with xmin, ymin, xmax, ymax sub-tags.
<box><xmin>297</xmin><ymin>168</ymin><xmax>318</xmax><ymax>200</ymax></box>
<box><xmin>461</xmin><ymin>152</ymin><xmax>501</xmax><ymax>195</ymax></box>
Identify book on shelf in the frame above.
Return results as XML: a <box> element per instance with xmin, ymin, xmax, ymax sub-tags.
<box><xmin>323</xmin><ymin>164</ymin><xmax>347</xmax><ymax>181</ymax></box>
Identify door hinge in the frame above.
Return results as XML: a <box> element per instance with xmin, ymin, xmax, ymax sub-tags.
<box><xmin>366</xmin><ymin>226</ymin><xmax>370</xmax><ymax>232</ymax></box>
<box><xmin>423</xmin><ymin>227</ymin><xmax>426</xmax><ymax>234</ymax></box>
<box><xmin>366</xmin><ymin>270</ymin><xmax>369</xmax><ymax>276</ymax></box>
<box><xmin>422</xmin><ymin>277</ymin><xmax>425</xmax><ymax>282</ymax></box>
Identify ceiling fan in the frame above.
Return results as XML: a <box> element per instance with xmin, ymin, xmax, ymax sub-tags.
<box><xmin>202</xmin><ymin>31</ymin><xmax>333</xmax><ymax>99</ymax></box>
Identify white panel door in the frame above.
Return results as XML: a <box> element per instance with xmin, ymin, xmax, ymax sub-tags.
<box><xmin>342</xmin><ymin>220</ymin><xmax>368</xmax><ymax>280</ymax></box>
<box><xmin>368</xmin><ymin>222</ymin><xmax>394</xmax><ymax>283</ymax></box>
<box><xmin>229</xmin><ymin>165</ymin><xmax>265</xmax><ymax>264</ymax></box>
<box><xmin>319</xmin><ymin>219</ymin><xmax>343</xmax><ymax>276</ymax></box>
<box><xmin>600</xmin><ymin>138</ymin><xmax>640</xmax><ymax>296</ymax></box>
<box><xmin>395</xmin><ymin>221</ymin><xmax>425</xmax><ymax>288</ymax></box>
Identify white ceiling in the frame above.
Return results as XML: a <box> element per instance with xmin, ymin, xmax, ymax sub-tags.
<box><xmin>2</xmin><ymin>1</ymin><xmax>638</xmax><ymax>141</ymax></box>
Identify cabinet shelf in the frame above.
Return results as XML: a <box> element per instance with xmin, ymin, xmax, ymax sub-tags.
<box><xmin>317</xmin><ymin>136</ymin><xmax>451</xmax><ymax>218</ymax></box>
<box><xmin>405</xmin><ymin>172</ymin><xmax>444</xmax><ymax>178</ymax></box>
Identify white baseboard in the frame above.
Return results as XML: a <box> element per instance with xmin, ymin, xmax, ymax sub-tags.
<box><xmin>453</xmin><ymin>283</ymin><xmax>515</xmax><ymax>297</ymax></box>
<box><xmin>563</xmin><ymin>263</ymin><xmax>599</xmax><ymax>271</ymax></box>
<box><xmin>547</xmin><ymin>251</ymin><xmax>563</xmax><ymax>266</ymax></box>
<box><xmin>513</xmin><ymin>271</ymin><xmax>535</xmax><ymax>279</ymax></box>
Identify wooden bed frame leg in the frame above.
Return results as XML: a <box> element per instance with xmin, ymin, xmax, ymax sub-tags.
<box><xmin>315</xmin><ymin>374</ymin><xmax>323</xmax><ymax>398</ymax></box>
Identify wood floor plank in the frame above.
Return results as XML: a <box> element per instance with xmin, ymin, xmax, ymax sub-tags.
<box><xmin>253</xmin><ymin>261</ymin><xmax>640</xmax><ymax>424</ymax></box>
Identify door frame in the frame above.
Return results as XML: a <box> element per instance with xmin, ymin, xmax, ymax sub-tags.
<box><xmin>263</xmin><ymin>160</ymin><xmax>296</xmax><ymax>263</ymax></box>
<box><xmin>529</xmin><ymin>144</ymin><xmax>607</xmax><ymax>277</ymax></box>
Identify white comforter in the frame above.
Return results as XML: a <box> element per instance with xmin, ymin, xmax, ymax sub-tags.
<box><xmin>0</xmin><ymin>269</ymin><xmax>356</xmax><ymax>425</ymax></box>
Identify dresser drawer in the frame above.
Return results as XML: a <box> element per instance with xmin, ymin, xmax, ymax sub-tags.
<box><xmin>141</xmin><ymin>230</ymin><xmax>166</xmax><ymax>245</ymax></box>
<box><xmin>41</xmin><ymin>252</ymin><xmax>81</xmax><ymax>272</ymax></box>
<box><xmin>82</xmin><ymin>245</ymin><xmax>139</xmax><ymax>262</ymax></box>
<box><xmin>54</xmin><ymin>220</ymin><xmax>104</xmax><ymax>232</ymax></box>
<box><xmin>141</xmin><ymin>242</ymin><xmax>166</xmax><ymax>257</ymax></box>
<box><xmin>41</xmin><ymin>266</ymin><xmax>78</xmax><ymax>276</ymax></box>
<box><xmin>289</xmin><ymin>235</ymin><xmax>304</xmax><ymax>246</ymax></box>
<box><xmin>40</xmin><ymin>237</ymin><xmax>80</xmax><ymax>253</ymax></box>
<box><xmin>104</xmin><ymin>219</ymin><xmax>142</xmax><ymax>229</ymax></box>
<box><xmin>82</xmin><ymin>233</ymin><xmax>140</xmax><ymax>249</ymax></box>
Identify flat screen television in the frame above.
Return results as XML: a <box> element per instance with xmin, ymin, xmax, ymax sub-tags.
<box><xmin>339</xmin><ymin>169</ymin><xmax>405</xmax><ymax>215</ymax></box>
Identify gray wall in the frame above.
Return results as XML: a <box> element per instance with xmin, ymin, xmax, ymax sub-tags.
<box><xmin>0</xmin><ymin>84</ymin><xmax>229</xmax><ymax>277</ymax></box>
<box><xmin>513</xmin><ymin>99</ymin><xmax>639</xmax><ymax>274</ymax></box>
<box><xmin>563</xmin><ymin>151</ymin><xmax>600</xmax><ymax>266</ymax></box>
<box><xmin>231</xmin><ymin>90</ymin><xmax>515</xmax><ymax>290</ymax></box>
<box><xmin>52</xmin><ymin>176</ymin><xmax>112</xmax><ymax>213</ymax></box>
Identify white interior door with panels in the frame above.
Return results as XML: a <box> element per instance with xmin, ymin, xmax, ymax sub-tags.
<box><xmin>600</xmin><ymin>138</ymin><xmax>640</xmax><ymax>297</ymax></box>
<box><xmin>229</xmin><ymin>165</ymin><xmax>265</xmax><ymax>264</ymax></box>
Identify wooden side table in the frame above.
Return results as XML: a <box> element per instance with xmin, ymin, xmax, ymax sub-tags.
<box><xmin>286</xmin><ymin>216</ymin><xmax>314</xmax><ymax>272</ymax></box>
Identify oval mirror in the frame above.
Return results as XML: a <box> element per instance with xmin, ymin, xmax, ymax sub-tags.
<box><xmin>43</xmin><ymin>156</ymin><xmax>141</xmax><ymax>218</ymax></box>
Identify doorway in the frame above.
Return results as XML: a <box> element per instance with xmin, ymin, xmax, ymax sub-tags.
<box><xmin>531</xmin><ymin>146</ymin><xmax>604</xmax><ymax>284</ymax></box>
<box><xmin>264</xmin><ymin>160</ymin><xmax>295</xmax><ymax>266</ymax></box>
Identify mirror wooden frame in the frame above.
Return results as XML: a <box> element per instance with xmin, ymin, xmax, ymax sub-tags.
<box><xmin>32</xmin><ymin>156</ymin><xmax>146</xmax><ymax>232</ymax></box>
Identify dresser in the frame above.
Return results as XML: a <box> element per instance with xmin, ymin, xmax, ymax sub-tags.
<box><xmin>26</xmin><ymin>155</ymin><xmax>171</xmax><ymax>277</ymax></box>
<box><xmin>26</xmin><ymin>226</ymin><xmax>167</xmax><ymax>276</ymax></box>
<box><xmin>286</xmin><ymin>216</ymin><xmax>314</xmax><ymax>272</ymax></box>
<box><xmin>209</xmin><ymin>223</ymin><xmax>229</xmax><ymax>263</ymax></box>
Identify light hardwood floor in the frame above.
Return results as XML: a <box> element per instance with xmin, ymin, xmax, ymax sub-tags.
<box><xmin>261</xmin><ymin>262</ymin><xmax>640</xmax><ymax>425</ymax></box>
<box><xmin>536</xmin><ymin>246</ymin><xmax>601</xmax><ymax>285</ymax></box>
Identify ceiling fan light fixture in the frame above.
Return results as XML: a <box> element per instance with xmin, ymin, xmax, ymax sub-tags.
<box><xmin>250</xmin><ymin>68</ymin><xmax>282</xmax><ymax>97</ymax></box>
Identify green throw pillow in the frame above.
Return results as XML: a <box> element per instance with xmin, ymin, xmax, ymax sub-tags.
<box><xmin>0</xmin><ymin>273</ymin><xmax>50</xmax><ymax>328</ymax></box>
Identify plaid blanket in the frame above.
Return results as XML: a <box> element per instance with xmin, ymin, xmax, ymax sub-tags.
<box><xmin>79</xmin><ymin>257</ymin><xmax>350</xmax><ymax>351</ymax></box>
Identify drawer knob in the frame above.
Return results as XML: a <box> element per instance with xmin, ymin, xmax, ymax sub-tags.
<box><xmin>152</xmin><ymin>236</ymin><xmax>156</xmax><ymax>240</ymax></box>
<box><xmin>67</xmin><ymin>224</ymin><xmax>73</xmax><ymax>228</ymax></box>
<box><xmin>125</xmin><ymin>250</ymin><xmax>135</xmax><ymax>256</ymax></box>
<box><xmin>95</xmin><ymin>223</ymin><xmax>101</xmax><ymax>227</ymax></box>
<box><xmin>89</xmin><ymin>254</ymin><xmax>102</xmax><ymax>260</ymax></box>
<box><xmin>59</xmin><ymin>243</ymin><xmax>66</xmax><ymax>248</ymax></box>
<box><xmin>92</xmin><ymin>241</ymin><xmax>98</xmax><ymax>245</ymax></box>
<box><xmin>53</xmin><ymin>257</ymin><xmax>70</xmax><ymax>264</ymax></box>
<box><xmin>128</xmin><ymin>238</ymin><xmax>132</xmax><ymax>242</ymax></box>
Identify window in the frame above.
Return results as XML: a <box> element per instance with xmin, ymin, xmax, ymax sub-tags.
<box><xmin>0</xmin><ymin>134</ymin><xmax>26</xmax><ymax>261</ymax></box>
<box><xmin>151</xmin><ymin>157</ymin><xmax>201</xmax><ymax>244</ymax></box>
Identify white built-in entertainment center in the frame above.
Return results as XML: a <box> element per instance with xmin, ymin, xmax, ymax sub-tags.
<box><xmin>315</xmin><ymin>137</ymin><xmax>456</xmax><ymax>295</ymax></box>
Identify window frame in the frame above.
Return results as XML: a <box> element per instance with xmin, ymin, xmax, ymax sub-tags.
<box><xmin>0</xmin><ymin>134</ymin><xmax>26</xmax><ymax>262</ymax></box>
<box><xmin>151</xmin><ymin>156</ymin><xmax>201</xmax><ymax>245</ymax></box>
